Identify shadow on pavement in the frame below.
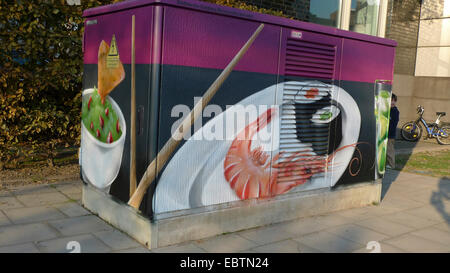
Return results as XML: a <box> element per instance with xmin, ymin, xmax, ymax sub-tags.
<box><xmin>380</xmin><ymin>138</ymin><xmax>418</xmax><ymax>200</ymax></box>
<box><xmin>431</xmin><ymin>177</ymin><xmax>450</xmax><ymax>226</ymax></box>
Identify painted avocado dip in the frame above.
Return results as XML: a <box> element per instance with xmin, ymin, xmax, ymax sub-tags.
<box><xmin>82</xmin><ymin>87</ymin><xmax>122</xmax><ymax>143</ymax></box>
<box><xmin>81</xmin><ymin>37</ymin><xmax>125</xmax><ymax>144</ymax></box>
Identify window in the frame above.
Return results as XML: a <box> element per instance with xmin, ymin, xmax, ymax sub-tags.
<box><xmin>349</xmin><ymin>0</ymin><xmax>380</xmax><ymax>36</ymax></box>
<box><xmin>308</xmin><ymin>0</ymin><xmax>342</xmax><ymax>27</ymax></box>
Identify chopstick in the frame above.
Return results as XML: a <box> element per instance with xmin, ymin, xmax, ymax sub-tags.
<box><xmin>128</xmin><ymin>23</ymin><xmax>265</xmax><ymax>209</ymax></box>
<box><xmin>129</xmin><ymin>15</ymin><xmax>137</xmax><ymax>197</ymax></box>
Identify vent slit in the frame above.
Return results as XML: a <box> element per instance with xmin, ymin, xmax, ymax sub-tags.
<box><xmin>277</xmin><ymin>36</ymin><xmax>337</xmax><ymax>184</ymax></box>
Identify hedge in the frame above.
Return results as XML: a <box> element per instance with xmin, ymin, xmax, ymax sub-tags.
<box><xmin>0</xmin><ymin>0</ymin><xmax>286</xmax><ymax>168</ymax></box>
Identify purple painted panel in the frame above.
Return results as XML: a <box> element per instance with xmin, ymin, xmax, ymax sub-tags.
<box><xmin>83</xmin><ymin>0</ymin><xmax>396</xmax><ymax>48</ymax></box>
<box><xmin>280</xmin><ymin>28</ymin><xmax>342</xmax><ymax>81</ymax></box>
<box><xmin>340</xmin><ymin>39</ymin><xmax>395</xmax><ymax>83</ymax></box>
<box><xmin>83</xmin><ymin>6</ymin><xmax>153</xmax><ymax>64</ymax></box>
<box><xmin>161</xmin><ymin>7</ymin><xmax>281</xmax><ymax>75</ymax></box>
<box><xmin>82</xmin><ymin>1</ymin><xmax>396</xmax><ymax>82</ymax></box>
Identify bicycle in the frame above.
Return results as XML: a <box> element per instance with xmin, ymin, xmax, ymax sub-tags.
<box><xmin>400</xmin><ymin>105</ymin><xmax>450</xmax><ymax>145</ymax></box>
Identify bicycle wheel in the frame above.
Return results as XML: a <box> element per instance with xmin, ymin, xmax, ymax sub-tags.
<box><xmin>401</xmin><ymin>121</ymin><xmax>422</xmax><ymax>141</ymax></box>
<box><xmin>436</xmin><ymin>125</ymin><xmax>450</xmax><ymax>145</ymax></box>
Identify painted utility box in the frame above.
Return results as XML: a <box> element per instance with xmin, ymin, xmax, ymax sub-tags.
<box><xmin>81</xmin><ymin>0</ymin><xmax>396</xmax><ymax>247</ymax></box>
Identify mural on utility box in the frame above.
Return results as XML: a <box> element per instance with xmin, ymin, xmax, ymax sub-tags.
<box><xmin>153</xmin><ymin>81</ymin><xmax>363</xmax><ymax>214</ymax></box>
<box><xmin>81</xmin><ymin>6</ymin><xmax>394</xmax><ymax>217</ymax></box>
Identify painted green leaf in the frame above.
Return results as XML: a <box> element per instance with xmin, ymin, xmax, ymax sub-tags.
<box><xmin>320</xmin><ymin>111</ymin><xmax>332</xmax><ymax>120</ymax></box>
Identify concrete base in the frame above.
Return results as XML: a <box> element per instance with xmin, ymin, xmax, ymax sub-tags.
<box><xmin>82</xmin><ymin>181</ymin><xmax>381</xmax><ymax>249</ymax></box>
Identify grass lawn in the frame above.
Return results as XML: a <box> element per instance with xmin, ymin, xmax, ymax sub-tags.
<box><xmin>396</xmin><ymin>149</ymin><xmax>450</xmax><ymax>178</ymax></box>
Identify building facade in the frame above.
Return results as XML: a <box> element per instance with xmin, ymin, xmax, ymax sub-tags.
<box><xmin>388</xmin><ymin>0</ymin><xmax>450</xmax><ymax>124</ymax></box>
<box><xmin>238</xmin><ymin>0</ymin><xmax>450</xmax><ymax>125</ymax></box>
<box><xmin>241</xmin><ymin>0</ymin><xmax>389</xmax><ymax>36</ymax></box>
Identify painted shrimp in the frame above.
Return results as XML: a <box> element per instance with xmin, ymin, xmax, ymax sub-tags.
<box><xmin>223</xmin><ymin>108</ymin><xmax>327</xmax><ymax>200</ymax></box>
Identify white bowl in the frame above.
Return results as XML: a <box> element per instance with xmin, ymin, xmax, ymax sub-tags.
<box><xmin>80</xmin><ymin>88</ymin><xmax>126</xmax><ymax>190</ymax></box>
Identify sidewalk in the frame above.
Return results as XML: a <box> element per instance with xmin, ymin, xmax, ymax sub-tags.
<box><xmin>0</xmin><ymin>169</ymin><xmax>449</xmax><ymax>252</ymax></box>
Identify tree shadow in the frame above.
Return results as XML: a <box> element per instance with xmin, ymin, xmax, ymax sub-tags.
<box><xmin>430</xmin><ymin>177</ymin><xmax>450</xmax><ymax>226</ymax></box>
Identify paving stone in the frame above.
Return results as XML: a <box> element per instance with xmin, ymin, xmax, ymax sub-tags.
<box><xmin>238</xmin><ymin>249</ymin><xmax>259</xmax><ymax>253</ymax></box>
<box><xmin>0</xmin><ymin>242</ymin><xmax>40</xmax><ymax>253</ymax></box>
<box><xmin>383</xmin><ymin>171</ymin><xmax>425</xmax><ymax>183</ymax></box>
<box><xmin>313</xmin><ymin>213</ymin><xmax>356</xmax><ymax>227</ymax></box>
<box><xmin>270</xmin><ymin>217</ymin><xmax>330</xmax><ymax>238</ymax></box>
<box><xmin>9</xmin><ymin>184</ymin><xmax>58</xmax><ymax>195</ymax></box>
<box><xmin>153</xmin><ymin>243</ymin><xmax>206</xmax><ymax>253</ymax></box>
<box><xmin>355</xmin><ymin>218</ymin><xmax>414</xmax><ymax>237</ymax></box>
<box><xmin>417</xmin><ymin>183</ymin><xmax>447</xmax><ymax>193</ymax></box>
<box><xmin>0</xmin><ymin>197</ymin><xmax>24</xmax><ymax>210</ymax></box>
<box><xmin>335</xmin><ymin>207</ymin><xmax>375</xmax><ymax>221</ymax></box>
<box><xmin>237</xmin><ymin>224</ymin><xmax>296</xmax><ymax>245</ymax></box>
<box><xmin>49</xmin><ymin>215</ymin><xmax>112</xmax><ymax>236</ymax></box>
<box><xmin>293</xmin><ymin>231</ymin><xmax>364</xmax><ymax>253</ymax></box>
<box><xmin>411</xmin><ymin>227</ymin><xmax>450</xmax><ymax>246</ymax></box>
<box><xmin>406</xmin><ymin>191</ymin><xmax>437</xmax><ymax>204</ymax></box>
<box><xmin>1</xmin><ymin>162</ymin><xmax>449</xmax><ymax>253</ymax></box>
<box><xmin>383</xmin><ymin>233</ymin><xmax>449</xmax><ymax>253</ymax></box>
<box><xmin>372</xmin><ymin>202</ymin><xmax>407</xmax><ymax>214</ymax></box>
<box><xmin>54</xmin><ymin>203</ymin><xmax>90</xmax><ymax>217</ymax></box>
<box><xmin>387</xmin><ymin>179</ymin><xmax>428</xmax><ymax>189</ymax></box>
<box><xmin>379</xmin><ymin>196</ymin><xmax>424</xmax><ymax>211</ymax></box>
<box><xmin>54</xmin><ymin>183</ymin><xmax>82</xmax><ymax>195</ymax></box>
<box><xmin>408</xmin><ymin>176</ymin><xmax>443</xmax><ymax>185</ymax></box>
<box><xmin>389</xmin><ymin>182</ymin><xmax>432</xmax><ymax>194</ymax></box>
<box><xmin>325</xmin><ymin>224</ymin><xmax>389</xmax><ymax>245</ymax></box>
<box><xmin>295</xmin><ymin>240</ymin><xmax>322</xmax><ymax>253</ymax></box>
<box><xmin>392</xmin><ymin>176</ymin><xmax>433</xmax><ymax>184</ymax></box>
<box><xmin>4</xmin><ymin>206</ymin><xmax>66</xmax><ymax>224</ymax></box>
<box><xmin>413</xmin><ymin>177</ymin><xmax>442</xmax><ymax>186</ymax></box>
<box><xmin>237</xmin><ymin>213</ymin><xmax>354</xmax><ymax>246</ymax></box>
<box><xmin>16</xmin><ymin>192</ymin><xmax>69</xmax><ymax>207</ymax></box>
<box><xmin>362</xmin><ymin>204</ymin><xmax>404</xmax><ymax>216</ymax></box>
<box><xmin>402</xmin><ymin>188</ymin><xmax>442</xmax><ymax>200</ymax></box>
<box><xmin>251</xmin><ymin>239</ymin><xmax>319</xmax><ymax>253</ymax></box>
<box><xmin>63</xmin><ymin>192</ymin><xmax>82</xmax><ymax>201</ymax></box>
<box><xmin>94</xmin><ymin>230</ymin><xmax>140</xmax><ymax>250</ymax></box>
<box><xmin>433</xmin><ymin>222</ymin><xmax>450</xmax><ymax>233</ymax></box>
<box><xmin>195</xmin><ymin>234</ymin><xmax>258</xmax><ymax>253</ymax></box>
<box><xmin>36</xmin><ymin>234</ymin><xmax>111</xmax><ymax>253</ymax></box>
<box><xmin>0</xmin><ymin>223</ymin><xmax>58</xmax><ymax>246</ymax></box>
<box><xmin>428</xmin><ymin>190</ymin><xmax>450</xmax><ymax>205</ymax></box>
<box><xmin>352</xmin><ymin>242</ymin><xmax>406</xmax><ymax>253</ymax></box>
<box><xmin>113</xmin><ymin>247</ymin><xmax>151</xmax><ymax>253</ymax></box>
<box><xmin>0</xmin><ymin>211</ymin><xmax>11</xmax><ymax>227</ymax></box>
<box><xmin>382</xmin><ymin>185</ymin><xmax>419</xmax><ymax>198</ymax></box>
<box><xmin>403</xmin><ymin>205</ymin><xmax>448</xmax><ymax>223</ymax></box>
<box><xmin>381</xmin><ymin>211</ymin><xmax>439</xmax><ymax>229</ymax></box>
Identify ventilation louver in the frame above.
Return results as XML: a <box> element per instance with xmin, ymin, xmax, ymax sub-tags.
<box><xmin>277</xmin><ymin>36</ymin><xmax>337</xmax><ymax>186</ymax></box>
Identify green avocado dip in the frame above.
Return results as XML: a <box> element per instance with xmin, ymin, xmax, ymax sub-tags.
<box><xmin>82</xmin><ymin>88</ymin><xmax>122</xmax><ymax>143</ymax></box>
